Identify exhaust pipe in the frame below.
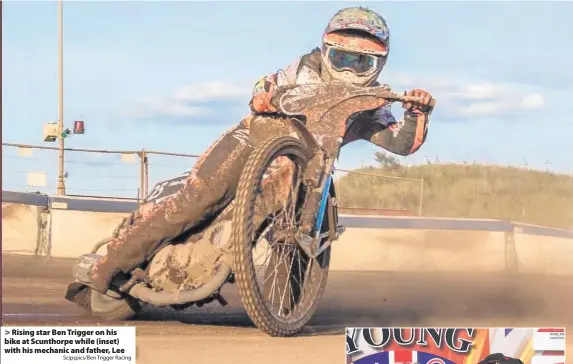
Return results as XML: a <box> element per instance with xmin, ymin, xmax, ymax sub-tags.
<box><xmin>72</xmin><ymin>253</ymin><xmax>232</xmax><ymax>307</ymax></box>
<box><xmin>124</xmin><ymin>262</ymin><xmax>232</xmax><ymax>307</ymax></box>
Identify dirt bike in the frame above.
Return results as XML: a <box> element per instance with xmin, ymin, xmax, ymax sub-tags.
<box><xmin>65</xmin><ymin>81</ymin><xmax>434</xmax><ymax>337</ymax></box>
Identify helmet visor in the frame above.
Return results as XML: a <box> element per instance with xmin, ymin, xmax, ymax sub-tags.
<box><xmin>327</xmin><ymin>47</ymin><xmax>381</xmax><ymax>75</ymax></box>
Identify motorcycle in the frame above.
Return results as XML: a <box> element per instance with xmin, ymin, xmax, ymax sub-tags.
<box><xmin>65</xmin><ymin>81</ymin><xmax>434</xmax><ymax>337</ymax></box>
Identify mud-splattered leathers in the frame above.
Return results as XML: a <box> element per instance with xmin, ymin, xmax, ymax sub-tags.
<box><xmin>86</xmin><ymin>48</ymin><xmax>433</xmax><ymax>293</ymax></box>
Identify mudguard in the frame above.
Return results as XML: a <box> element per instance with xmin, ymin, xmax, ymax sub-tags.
<box><xmin>287</xmin><ymin>117</ymin><xmax>321</xmax><ymax>157</ymax></box>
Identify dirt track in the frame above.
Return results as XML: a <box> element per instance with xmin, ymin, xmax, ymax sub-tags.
<box><xmin>2</xmin><ymin>254</ymin><xmax>572</xmax><ymax>363</ymax></box>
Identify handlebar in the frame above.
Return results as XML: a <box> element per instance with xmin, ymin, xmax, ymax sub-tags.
<box><xmin>275</xmin><ymin>83</ymin><xmax>437</xmax><ymax>117</ymax></box>
<box><xmin>275</xmin><ymin>83</ymin><xmax>436</xmax><ymax>112</ymax></box>
<box><xmin>274</xmin><ymin>82</ymin><xmax>437</xmax><ymax>154</ymax></box>
<box><xmin>374</xmin><ymin>90</ymin><xmax>437</xmax><ymax>108</ymax></box>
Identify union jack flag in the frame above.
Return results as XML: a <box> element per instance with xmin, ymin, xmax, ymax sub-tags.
<box><xmin>346</xmin><ymin>328</ymin><xmax>566</xmax><ymax>364</ymax></box>
<box><xmin>353</xmin><ymin>350</ymin><xmax>457</xmax><ymax>364</ymax></box>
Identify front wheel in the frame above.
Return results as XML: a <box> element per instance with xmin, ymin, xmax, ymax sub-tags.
<box><xmin>232</xmin><ymin>136</ymin><xmax>331</xmax><ymax>337</ymax></box>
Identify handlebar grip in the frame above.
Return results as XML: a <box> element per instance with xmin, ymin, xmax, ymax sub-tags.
<box><xmin>402</xmin><ymin>95</ymin><xmax>437</xmax><ymax>109</ymax></box>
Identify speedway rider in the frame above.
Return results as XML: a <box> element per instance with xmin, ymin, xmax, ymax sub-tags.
<box><xmin>67</xmin><ymin>6</ymin><xmax>436</xmax><ymax>297</ymax></box>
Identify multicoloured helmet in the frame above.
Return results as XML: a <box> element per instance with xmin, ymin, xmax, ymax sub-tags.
<box><xmin>321</xmin><ymin>7</ymin><xmax>390</xmax><ymax>86</ymax></box>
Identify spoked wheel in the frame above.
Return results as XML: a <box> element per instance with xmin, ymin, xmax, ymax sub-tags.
<box><xmin>232</xmin><ymin>136</ymin><xmax>331</xmax><ymax>337</ymax></box>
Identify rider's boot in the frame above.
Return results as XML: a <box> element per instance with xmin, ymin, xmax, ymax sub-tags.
<box><xmin>71</xmin><ymin>253</ymin><xmax>121</xmax><ymax>293</ymax></box>
<box><xmin>88</xmin><ymin>260</ymin><xmax>123</xmax><ymax>293</ymax></box>
<box><xmin>65</xmin><ymin>253</ymin><xmax>109</xmax><ymax>306</ymax></box>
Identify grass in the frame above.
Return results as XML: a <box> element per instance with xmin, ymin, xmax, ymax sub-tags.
<box><xmin>335</xmin><ymin>163</ymin><xmax>573</xmax><ymax>230</ymax></box>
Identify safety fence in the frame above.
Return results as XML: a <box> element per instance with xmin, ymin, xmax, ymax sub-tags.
<box><xmin>2</xmin><ymin>190</ymin><xmax>572</xmax><ymax>275</ymax></box>
<box><xmin>3</xmin><ymin>189</ymin><xmax>571</xmax><ymax>240</ymax></box>
<box><xmin>2</xmin><ymin>142</ymin><xmax>198</xmax><ymax>199</ymax></box>
<box><xmin>1</xmin><ymin>189</ymin><xmax>571</xmax><ymax>237</ymax></box>
<box><xmin>2</xmin><ymin>142</ymin><xmax>424</xmax><ymax>215</ymax></box>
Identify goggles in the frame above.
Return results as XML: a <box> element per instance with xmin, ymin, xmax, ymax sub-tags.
<box><xmin>327</xmin><ymin>47</ymin><xmax>383</xmax><ymax>75</ymax></box>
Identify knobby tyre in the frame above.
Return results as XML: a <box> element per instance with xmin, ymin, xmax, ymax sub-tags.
<box><xmin>90</xmin><ymin>289</ymin><xmax>140</xmax><ymax>321</ymax></box>
<box><xmin>232</xmin><ymin>136</ymin><xmax>331</xmax><ymax>337</ymax></box>
<box><xmin>89</xmin><ymin>243</ymin><xmax>141</xmax><ymax>321</ymax></box>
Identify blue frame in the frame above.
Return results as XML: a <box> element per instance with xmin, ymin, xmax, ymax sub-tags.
<box><xmin>313</xmin><ymin>174</ymin><xmax>333</xmax><ymax>235</ymax></box>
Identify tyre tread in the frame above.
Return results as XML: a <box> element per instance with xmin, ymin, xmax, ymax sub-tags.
<box><xmin>232</xmin><ymin>136</ymin><xmax>330</xmax><ymax>337</ymax></box>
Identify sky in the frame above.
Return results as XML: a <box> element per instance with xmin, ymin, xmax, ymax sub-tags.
<box><xmin>2</xmin><ymin>1</ymin><xmax>573</xmax><ymax>197</ymax></box>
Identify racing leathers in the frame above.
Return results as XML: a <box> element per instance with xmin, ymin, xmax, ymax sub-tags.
<box><xmin>79</xmin><ymin>47</ymin><xmax>432</xmax><ymax>295</ymax></box>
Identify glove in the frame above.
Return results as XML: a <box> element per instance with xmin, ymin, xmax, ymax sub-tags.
<box><xmin>478</xmin><ymin>353</ymin><xmax>524</xmax><ymax>364</ymax></box>
<box><xmin>402</xmin><ymin>88</ymin><xmax>435</xmax><ymax>115</ymax></box>
<box><xmin>251</xmin><ymin>92</ymin><xmax>277</xmax><ymax>113</ymax></box>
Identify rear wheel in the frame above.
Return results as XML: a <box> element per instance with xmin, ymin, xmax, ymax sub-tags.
<box><xmin>90</xmin><ymin>289</ymin><xmax>140</xmax><ymax>321</ymax></box>
<box><xmin>87</xmin><ymin>247</ymin><xmax>142</xmax><ymax>321</ymax></box>
<box><xmin>232</xmin><ymin>136</ymin><xmax>331</xmax><ymax>337</ymax></box>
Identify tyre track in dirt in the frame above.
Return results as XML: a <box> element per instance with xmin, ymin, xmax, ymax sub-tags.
<box><xmin>2</xmin><ymin>254</ymin><xmax>572</xmax><ymax>363</ymax></box>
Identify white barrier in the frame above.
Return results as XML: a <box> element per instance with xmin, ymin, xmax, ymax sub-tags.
<box><xmin>2</xmin><ymin>191</ymin><xmax>572</xmax><ymax>275</ymax></box>
<box><xmin>49</xmin><ymin>209</ymin><xmax>126</xmax><ymax>258</ymax></box>
<box><xmin>2</xmin><ymin>203</ymin><xmax>40</xmax><ymax>255</ymax></box>
<box><xmin>330</xmin><ymin>228</ymin><xmax>506</xmax><ymax>273</ymax></box>
<box><xmin>514</xmin><ymin>232</ymin><xmax>573</xmax><ymax>276</ymax></box>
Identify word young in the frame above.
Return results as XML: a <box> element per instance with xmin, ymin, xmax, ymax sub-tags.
<box><xmin>346</xmin><ymin>328</ymin><xmax>475</xmax><ymax>355</ymax></box>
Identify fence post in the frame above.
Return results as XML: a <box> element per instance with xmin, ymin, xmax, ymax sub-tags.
<box><xmin>139</xmin><ymin>150</ymin><xmax>145</xmax><ymax>201</ymax></box>
<box><xmin>418</xmin><ymin>177</ymin><xmax>424</xmax><ymax>216</ymax></box>
<box><xmin>143</xmin><ymin>151</ymin><xmax>149</xmax><ymax>197</ymax></box>
<box><xmin>56</xmin><ymin>0</ymin><xmax>66</xmax><ymax>196</ymax></box>
<box><xmin>504</xmin><ymin>226</ymin><xmax>518</xmax><ymax>274</ymax></box>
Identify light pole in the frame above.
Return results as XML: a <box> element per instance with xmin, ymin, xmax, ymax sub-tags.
<box><xmin>56</xmin><ymin>0</ymin><xmax>65</xmax><ymax>195</ymax></box>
